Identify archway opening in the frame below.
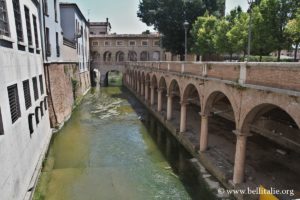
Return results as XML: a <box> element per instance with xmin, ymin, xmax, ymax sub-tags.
<box><xmin>128</xmin><ymin>51</ymin><xmax>137</xmax><ymax>61</ymax></box>
<box><xmin>168</xmin><ymin>80</ymin><xmax>181</xmax><ymax>130</ymax></box>
<box><xmin>140</xmin><ymin>51</ymin><xmax>149</xmax><ymax>61</ymax></box>
<box><xmin>158</xmin><ymin>77</ymin><xmax>168</xmax><ymax>115</ymax></box>
<box><xmin>204</xmin><ymin>91</ymin><xmax>237</xmax><ymax>178</ymax></box>
<box><xmin>145</xmin><ymin>74</ymin><xmax>151</xmax><ymax>102</ymax></box>
<box><xmin>103</xmin><ymin>51</ymin><xmax>112</xmax><ymax>62</ymax></box>
<box><xmin>116</xmin><ymin>51</ymin><xmax>125</xmax><ymax>62</ymax></box>
<box><xmin>182</xmin><ymin>84</ymin><xmax>201</xmax><ymax>148</ymax></box>
<box><xmin>151</xmin><ymin>75</ymin><xmax>158</xmax><ymax>107</ymax></box>
<box><xmin>104</xmin><ymin>70</ymin><xmax>123</xmax><ymax>86</ymax></box>
<box><xmin>241</xmin><ymin>104</ymin><xmax>300</xmax><ymax>194</ymax></box>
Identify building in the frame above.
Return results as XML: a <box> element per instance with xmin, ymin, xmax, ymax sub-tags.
<box><xmin>90</xmin><ymin>33</ymin><xmax>164</xmax><ymax>63</ymax></box>
<box><xmin>41</xmin><ymin>2</ymin><xmax>91</xmax><ymax>129</ymax></box>
<box><xmin>0</xmin><ymin>0</ymin><xmax>51</xmax><ymax>199</ymax></box>
<box><xmin>89</xmin><ymin>18</ymin><xmax>111</xmax><ymax>35</ymax></box>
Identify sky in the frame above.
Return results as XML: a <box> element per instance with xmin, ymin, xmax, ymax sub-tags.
<box><xmin>63</xmin><ymin>0</ymin><xmax>249</xmax><ymax>34</ymax></box>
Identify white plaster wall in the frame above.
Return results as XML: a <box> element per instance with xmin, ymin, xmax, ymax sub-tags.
<box><xmin>0</xmin><ymin>0</ymin><xmax>52</xmax><ymax>200</ymax></box>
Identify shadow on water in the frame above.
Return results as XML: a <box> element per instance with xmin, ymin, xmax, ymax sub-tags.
<box><xmin>110</xmin><ymin>86</ymin><xmax>217</xmax><ymax>200</ymax></box>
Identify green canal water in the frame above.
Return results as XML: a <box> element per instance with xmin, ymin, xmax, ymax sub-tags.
<box><xmin>34</xmin><ymin>87</ymin><xmax>196</xmax><ymax>200</ymax></box>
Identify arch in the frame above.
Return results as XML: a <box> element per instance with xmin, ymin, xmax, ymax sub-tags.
<box><xmin>151</xmin><ymin>74</ymin><xmax>158</xmax><ymax>88</ymax></box>
<box><xmin>182</xmin><ymin>83</ymin><xmax>201</xmax><ymax>104</ymax></box>
<box><xmin>203</xmin><ymin>90</ymin><xmax>237</xmax><ymax>124</ymax></box>
<box><xmin>128</xmin><ymin>51</ymin><xmax>137</xmax><ymax>61</ymax></box>
<box><xmin>152</xmin><ymin>51</ymin><xmax>161</xmax><ymax>61</ymax></box>
<box><xmin>158</xmin><ymin>76</ymin><xmax>167</xmax><ymax>89</ymax></box>
<box><xmin>168</xmin><ymin>79</ymin><xmax>181</xmax><ymax>97</ymax></box>
<box><xmin>241</xmin><ymin>103</ymin><xmax>300</xmax><ymax>133</ymax></box>
<box><xmin>105</xmin><ymin>70</ymin><xmax>123</xmax><ymax>86</ymax></box>
<box><xmin>140</xmin><ymin>51</ymin><xmax>149</xmax><ymax>61</ymax></box>
<box><xmin>103</xmin><ymin>51</ymin><xmax>112</xmax><ymax>62</ymax></box>
<box><xmin>116</xmin><ymin>51</ymin><xmax>125</xmax><ymax>62</ymax></box>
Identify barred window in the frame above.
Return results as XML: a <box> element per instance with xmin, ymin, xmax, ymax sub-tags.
<box><xmin>32</xmin><ymin>15</ymin><xmax>39</xmax><ymax>48</ymax></box>
<box><xmin>32</xmin><ymin>77</ymin><xmax>39</xmax><ymax>100</ymax></box>
<box><xmin>23</xmin><ymin>80</ymin><xmax>31</xmax><ymax>110</ymax></box>
<box><xmin>13</xmin><ymin>0</ymin><xmax>23</xmax><ymax>42</ymax></box>
<box><xmin>0</xmin><ymin>0</ymin><xmax>10</xmax><ymax>36</ymax></box>
<box><xmin>39</xmin><ymin>75</ymin><xmax>44</xmax><ymax>95</ymax></box>
<box><xmin>0</xmin><ymin>108</ymin><xmax>4</xmax><ymax>135</ymax></box>
<box><xmin>7</xmin><ymin>84</ymin><xmax>21</xmax><ymax>123</ymax></box>
<box><xmin>24</xmin><ymin>6</ymin><xmax>33</xmax><ymax>46</ymax></box>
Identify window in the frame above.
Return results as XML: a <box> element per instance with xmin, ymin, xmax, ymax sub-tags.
<box><xmin>129</xmin><ymin>41</ymin><xmax>136</xmax><ymax>46</ymax></box>
<box><xmin>0</xmin><ymin>0</ymin><xmax>10</xmax><ymax>36</ymax></box>
<box><xmin>45</xmin><ymin>27</ymin><xmax>51</xmax><ymax>56</ymax></box>
<box><xmin>40</xmin><ymin>101</ymin><xmax>44</xmax><ymax>117</ymax></box>
<box><xmin>54</xmin><ymin>0</ymin><xmax>58</xmax><ymax>22</ymax></box>
<box><xmin>32</xmin><ymin>77</ymin><xmax>39</xmax><ymax>101</ymax></box>
<box><xmin>32</xmin><ymin>15</ymin><xmax>39</xmax><ymax>49</ymax></box>
<box><xmin>92</xmin><ymin>41</ymin><xmax>98</xmax><ymax>46</ymax></box>
<box><xmin>35</xmin><ymin>107</ymin><xmax>39</xmax><ymax>125</ymax></box>
<box><xmin>116</xmin><ymin>41</ymin><xmax>123</xmax><ymax>46</ymax></box>
<box><xmin>7</xmin><ymin>84</ymin><xmax>21</xmax><ymax>123</ymax></box>
<box><xmin>141</xmin><ymin>40</ymin><xmax>148</xmax><ymax>46</ymax></box>
<box><xmin>13</xmin><ymin>0</ymin><xmax>23</xmax><ymax>42</ymax></box>
<box><xmin>24</xmin><ymin>6</ymin><xmax>33</xmax><ymax>46</ymax></box>
<box><xmin>39</xmin><ymin>75</ymin><xmax>44</xmax><ymax>95</ymax></box>
<box><xmin>56</xmin><ymin>32</ymin><xmax>59</xmax><ymax>57</ymax></box>
<box><xmin>23</xmin><ymin>80</ymin><xmax>31</xmax><ymax>110</ymax></box>
<box><xmin>104</xmin><ymin>41</ymin><xmax>110</xmax><ymax>46</ymax></box>
<box><xmin>28</xmin><ymin>113</ymin><xmax>34</xmax><ymax>135</ymax></box>
<box><xmin>0</xmin><ymin>108</ymin><xmax>4</xmax><ymax>135</ymax></box>
<box><xmin>153</xmin><ymin>40</ymin><xmax>160</xmax><ymax>46</ymax></box>
<box><xmin>44</xmin><ymin>98</ymin><xmax>48</xmax><ymax>110</ymax></box>
<box><xmin>44</xmin><ymin>0</ymin><xmax>48</xmax><ymax>15</ymax></box>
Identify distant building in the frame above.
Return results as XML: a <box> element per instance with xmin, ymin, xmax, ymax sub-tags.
<box><xmin>0</xmin><ymin>0</ymin><xmax>51</xmax><ymax>199</ymax></box>
<box><xmin>90</xmin><ymin>33</ymin><xmax>164</xmax><ymax>63</ymax></box>
<box><xmin>271</xmin><ymin>49</ymin><xmax>300</xmax><ymax>61</ymax></box>
<box><xmin>90</xmin><ymin>18</ymin><xmax>111</xmax><ymax>35</ymax></box>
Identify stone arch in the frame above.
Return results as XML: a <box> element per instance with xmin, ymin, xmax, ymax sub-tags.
<box><xmin>116</xmin><ymin>51</ymin><xmax>125</xmax><ymax>62</ymax></box>
<box><xmin>128</xmin><ymin>51</ymin><xmax>137</xmax><ymax>61</ymax></box>
<box><xmin>182</xmin><ymin>83</ymin><xmax>201</xmax><ymax>105</ymax></box>
<box><xmin>140</xmin><ymin>51</ymin><xmax>149</xmax><ymax>61</ymax></box>
<box><xmin>241</xmin><ymin>103</ymin><xmax>300</xmax><ymax>134</ymax></box>
<box><xmin>168</xmin><ymin>79</ymin><xmax>181</xmax><ymax>97</ymax></box>
<box><xmin>103</xmin><ymin>51</ymin><xmax>112</xmax><ymax>62</ymax></box>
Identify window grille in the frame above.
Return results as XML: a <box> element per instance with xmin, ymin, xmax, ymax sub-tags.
<box><xmin>39</xmin><ymin>75</ymin><xmax>44</xmax><ymax>95</ymax></box>
<box><xmin>23</xmin><ymin>80</ymin><xmax>31</xmax><ymax>110</ymax></box>
<box><xmin>13</xmin><ymin>0</ymin><xmax>23</xmax><ymax>41</ymax></box>
<box><xmin>32</xmin><ymin>77</ymin><xmax>39</xmax><ymax>100</ymax></box>
<box><xmin>0</xmin><ymin>0</ymin><xmax>10</xmax><ymax>36</ymax></box>
<box><xmin>7</xmin><ymin>84</ymin><xmax>21</xmax><ymax>123</ymax></box>
<box><xmin>24</xmin><ymin>6</ymin><xmax>33</xmax><ymax>46</ymax></box>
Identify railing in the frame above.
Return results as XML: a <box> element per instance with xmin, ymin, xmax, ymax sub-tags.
<box><xmin>126</xmin><ymin>61</ymin><xmax>300</xmax><ymax>92</ymax></box>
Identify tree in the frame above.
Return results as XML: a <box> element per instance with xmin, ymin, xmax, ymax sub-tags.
<box><xmin>191</xmin><ymin>13</ymin><xmax>218</xmax><ymax>59</ymax></box>
<box><xmin>227</xmin><ymin>12</ymin><xmax>249</xmax><ymax>60</ymax></box>
<box><xmin>137</xmin><ymin>0</ymin><xmax>225</xmax><ymax>56</ymax></box>
<box><xmin>286</xmin><ymin>10</ymin><xmax>300</xmax><ymax>61</ymax></box>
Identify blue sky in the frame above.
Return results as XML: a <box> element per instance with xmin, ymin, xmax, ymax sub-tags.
<box><xmin>64</xmin><ymin>0</ymin><xmax>249</xmax><ymax>34</ymax></box>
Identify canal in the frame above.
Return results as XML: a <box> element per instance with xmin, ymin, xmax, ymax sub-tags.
<box><xmin>34</xmin><ymin>86</ymin><xmax>217</xmax><ymax>200</ymax></box>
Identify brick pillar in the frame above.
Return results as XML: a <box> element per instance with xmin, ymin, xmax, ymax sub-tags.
<box><xmin>141</xmin><ymin>83</ymin><xmax>144</xmax><ymax>96</ymax></box>
<box><xmin>137</xmin><ymin>80</ymin><xmax>140</xmax><ymax>93</ymax></box>
<box><xmin>150</xmin><ymin>86</ymin><xmax>155</xmax><ymax>105</ymax></box>
<box><xmin>233</xmin><ymin>131</ymin><xmax>250</xmax><ymax>184</ymax></box>
<box><xmin>145</xmin><ymin>84</ymin><xmax>149</xmax><ymax>101</ymax></box>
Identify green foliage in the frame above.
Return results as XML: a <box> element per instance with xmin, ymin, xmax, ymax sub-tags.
<box><xmin>285</xmin><ymin>9</ymin><xmax>300</xmax><ymax>60</ymax></box>
<box><xmin>137</xmin><ymin>0</ymin><xmax>225</xmax><ymax>55</ymax></box>
<box><xmin>191</xmin><ymin>13</ymin><xmax>218</xmax><ymax>57</ymax></box>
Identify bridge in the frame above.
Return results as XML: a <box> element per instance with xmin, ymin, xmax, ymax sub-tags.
<box><xmin>121</xmin><ymin>61</ymin><xmax>300</xmax><ymax>195</ymax></box>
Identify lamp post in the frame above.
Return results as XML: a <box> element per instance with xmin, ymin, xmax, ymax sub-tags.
<box><xmin>246</xmin><ymin>0</ymin><xmax>255</xmax><ymax>62</ymax></box>
<box><xmin>183</xmin><ymin>20</ymin><xmax>189</xmax><ymax>61</ymax></box>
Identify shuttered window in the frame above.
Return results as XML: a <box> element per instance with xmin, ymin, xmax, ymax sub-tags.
<box><xmin>23</xmin><ymin>80</ymin><xmax>31</xmax><ymax>109</ymax></box>
<box><xmin>0</xmin><ymin>108</ymin><xmax>4</xmax><ymax>135</ymax></box>
<box><xmin>24</xmin><ymin>6</ymin><xmax>33</xmax><ymax>46</ymax></box>
<box><xmin>33</xmin><ymin>77</ymin><xmax>39</xmax><ymax>100</ymax></box>
<box><xmin>8</xmin><ymin>84</ymin><xmax>21</xmax><ymax>123</ymax></box>
<box><xmin>13</xmin><ymin>0</ymin><xmax>23</xmax><ymax>42</ymax></box>
<box><xmin>0</xmin><ymin>0</ymin><xmax>10</xmax><ymax>36</ymax></box>
<box><xmin>32</xmin><ymin>15</ymin><xmax>39</xmax><ymax>48</ymax></box>
<box><xmin>39</xmin><ymin>75</ymin><xmax>44</xmax><ymax>95</ymax></box>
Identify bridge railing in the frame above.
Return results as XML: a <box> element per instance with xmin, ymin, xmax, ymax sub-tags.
<box><xmin>126</xmin><ymin>61</ymin><xmax>300</xmax><ymax>92</ymax></box>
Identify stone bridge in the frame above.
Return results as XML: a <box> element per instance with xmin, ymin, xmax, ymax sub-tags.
<box><xmin>123</xmin><ymin>61</ymin><xmax>300</xmax><ymax>195</ymax></box>
<box><xmin>91</xmin><ymin>61</ymin><xmax>126</xmax><ymax>85</ymax></box>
